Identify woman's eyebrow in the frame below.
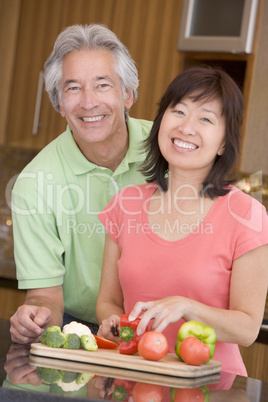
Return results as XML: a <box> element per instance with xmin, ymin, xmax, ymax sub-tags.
<box><xmin>202</xmin><ymin>107</ymin><xmax>219</xmax><ymax>117</ymax></box>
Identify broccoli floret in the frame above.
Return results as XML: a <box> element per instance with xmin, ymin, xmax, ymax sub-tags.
<box><xmin>41</xmin><ymin>326</ymin><xmax>66</xmax><ymax>348</ymax></box>
<box><xmin>40</xmin><ymin>328</ymin><xmax>48</xmax><ymax>344</ymax></box>
<box><xmin>59</xmin><ymin>370</ymin><xmax>78</xmax><ymax>383</ymax></box>
<box><xmin>36</xmin><ymin>367</ymin><xmax>61</xmax><ymax>384</ymax></box>
<box><xmin>81</xmin><ymin>335</ymin><xmax>98</xmax><ymax>351</ymax></box>
<box><xmin>76</xmin><ymin>372</ymin><xmax>94</xmax><ymax>385</ymax></box>
<box><xmin>62</xmin><ymin>333</ymin><xmax>81</xmax><ymax>350</ymax></box>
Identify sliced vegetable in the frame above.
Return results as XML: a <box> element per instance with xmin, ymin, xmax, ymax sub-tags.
<box><xmin>93</xmin><ymin>335</ymin><xmax>118</xmax><ymax>349</ymax></box>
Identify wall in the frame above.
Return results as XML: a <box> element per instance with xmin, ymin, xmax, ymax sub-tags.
<box><xmin>1</xmin><ymin>0</ymin><xmax>267</xmax><ymax>170</ymax></box>
<box><xmin>0</xmin><ymin>0</ymin><xmax>21</xmax><ymax>144</ymax></box>
<box><xmin>240</xmin><ymin>0</ymin><xmax>268</xmax><ymax>175</ymax></box>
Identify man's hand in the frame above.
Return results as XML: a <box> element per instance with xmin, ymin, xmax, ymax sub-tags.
<box><xmin>10</xmin><ymin>286</ymin><xmax>64</xmax><ymax>344</ymax></box>
<box><xmin>10</xmin><ymin>305</ymin><xmax>51</xmax><ymax>344</ymax></box>
<box><xmin>4</xmin><ymin>343</ymin><xmax>42</xmax><ymax>386</ymax></box>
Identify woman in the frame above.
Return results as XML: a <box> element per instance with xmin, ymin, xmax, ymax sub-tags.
<box><xmin>96</xmin><ymin>66</ymin><xmax>268</xmax><ymax>376</ymax></box>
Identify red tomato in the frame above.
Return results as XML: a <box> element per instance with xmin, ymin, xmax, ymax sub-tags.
<box><xmin>180</xmin><ymin>337</ymin><xmax>210</xmax><ymax>366</ymax></box>
<box><xmin>174</xmin><ymin>387</ymin><xmax>205</xmax><ymax>402</ymax></box>
<box><xmin>93</xmin><ymin>335</ymin><xmax>118</xmax><ymax>349</ymax></box>
<box><xmin>138</xmin><ymin>331</ymin><xmax>169</xmax><ymax>361</ymax></box>
<box><xmin>133</xmin><ymin>382</ymin><xmax>163</xmax><ymax>402</ymax></box>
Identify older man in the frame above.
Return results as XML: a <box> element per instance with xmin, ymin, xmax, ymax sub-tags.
<box><xmin>10</xmin><ymin>24</ymin><xmax>152</xmax><ymax>344</ymax></box>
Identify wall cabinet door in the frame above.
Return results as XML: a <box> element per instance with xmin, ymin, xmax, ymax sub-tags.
<box><xmin>4</xmin><ymin>0</ymin><xmax>183</xmax><ymax>150</ymax></box>
<box><xmin>5</xmin><ymin>0</ymin><xmax>66</xmax><ymax>150</ymax></box>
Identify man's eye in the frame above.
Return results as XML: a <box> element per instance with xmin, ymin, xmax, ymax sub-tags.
<box><xmin>98</xmin><ymin>83</ymin><xmax>110</xmax><ymax>89</ymax></box>
<box><xmin>68</xmin><ymin>86</ymin><xmax>80</xmax><ymax>91</ymax></box>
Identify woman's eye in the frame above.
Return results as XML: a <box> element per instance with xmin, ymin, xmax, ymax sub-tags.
<box><xmin>174</xmin><ymin>109</ymin><xmax>184</xmax><ymax>115</ymax></box>
<box><xmin>202</xmin><ymin>117</ymin><xmax>212</xmax><ymax>123</ymax></box>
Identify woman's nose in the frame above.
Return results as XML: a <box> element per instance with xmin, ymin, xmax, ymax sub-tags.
<box><xmin>179</xmin><ymin>116</ymin><xmax>195</xmax><ymax>136</ymax></box>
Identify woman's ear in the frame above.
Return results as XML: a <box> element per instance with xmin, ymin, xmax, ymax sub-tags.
<box><xmin>217</xmin><ymin>142</ymin><xmax>225</xmax><ymax>156</ymax></box>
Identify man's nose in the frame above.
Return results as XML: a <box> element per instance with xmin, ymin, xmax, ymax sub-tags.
<box><xmin>80</xmin><ymin>89</ymin><xmax>100</xmax><ymax>109</ymax></box>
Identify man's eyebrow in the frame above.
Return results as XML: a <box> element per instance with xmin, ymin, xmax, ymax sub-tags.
<box><xmin>95</xmin><ymin>75</ymin><xmax>114</xmax><ymax>83</ymax></box>
<box><xmin>63</xmin><ymin>79</ymin><xmax>78</xmax><ymax>89</ymax></box>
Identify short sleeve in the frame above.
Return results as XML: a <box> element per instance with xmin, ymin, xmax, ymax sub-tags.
<box><xmin>232</xmin><ymin>196</ymin><xmax>268</xmax><ymax>260</ymax></box>
<box><xmin>12</xmin><ymin>190</ymin><xmax>65</xmax><ymax>289</ymax></box>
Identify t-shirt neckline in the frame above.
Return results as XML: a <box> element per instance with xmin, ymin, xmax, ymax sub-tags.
<box><xmin>141</xmin><ymin>183</ymin><xmax>225</xmax><ymax>246</ymax></box>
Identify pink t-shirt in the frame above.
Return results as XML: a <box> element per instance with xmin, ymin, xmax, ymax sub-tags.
<box><xmin>99</xmin><ymin>183</ymin><xmax>268</xmax><ymax>376</ymax></box>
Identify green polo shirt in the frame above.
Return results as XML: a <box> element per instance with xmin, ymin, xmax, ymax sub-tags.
<box><xmin>12</xmin><ymin>117</ymin><xmax>152</xmax><ymax>323</ymax></box>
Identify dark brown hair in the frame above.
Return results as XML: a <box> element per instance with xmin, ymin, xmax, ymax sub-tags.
<box><xmin>141</xmin><ymin>66</ymin><xmax>244</xmax><ymax>198</ymax></box>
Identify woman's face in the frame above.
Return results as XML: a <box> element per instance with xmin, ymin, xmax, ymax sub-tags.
<box><xmin>158</xmin><ymin>96</ymin><xmax>226</xmax><ymax>178</ymax></box>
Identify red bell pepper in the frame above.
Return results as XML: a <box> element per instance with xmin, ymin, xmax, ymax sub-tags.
<box><xmin>119</xmin><ymin>314</ymin><xmax>148</xmax><ymax>355</ymax></box>
<box><xmin>112</xmin><ymin>379</ymin><xmax>135</xmax><ymax>400</ymax></box>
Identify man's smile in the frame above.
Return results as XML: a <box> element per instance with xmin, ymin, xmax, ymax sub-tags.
<box><xmin>81</xmin><ymin>115</ymin><xmax>105</xmax><ymax>122</ymax></box>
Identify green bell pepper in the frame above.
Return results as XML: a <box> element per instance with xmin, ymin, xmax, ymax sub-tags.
<box><xmin>175</xmin><ymin>320</ymin><xmax>216</xmax><ymax>361</ymax></box>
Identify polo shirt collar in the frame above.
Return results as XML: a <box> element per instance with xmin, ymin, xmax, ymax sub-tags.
<box><xmin>60</xmin><ymin>119</ymin><xmax>145</xmax><ymax>176</ymax></box>
<box><xmin>60</xmin><ymin>126</ymin><xmax>97</xmax><ymax>175</ymax></box>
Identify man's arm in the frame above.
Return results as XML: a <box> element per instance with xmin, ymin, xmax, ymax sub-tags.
<box><xmin>10</xmin><ymin>285</ymin><xmax>64</xmax><ymax>344</ymax></box>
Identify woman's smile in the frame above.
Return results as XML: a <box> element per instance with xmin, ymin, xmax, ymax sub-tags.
<box><xmin>172</xmin><ymin>138</ymin><xmax>199</xmax><ymax>151</ymax></box>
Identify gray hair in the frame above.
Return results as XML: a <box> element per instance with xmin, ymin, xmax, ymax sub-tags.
<box><xmin>44</xmin><ymin>24</ymin><xmax>139</xmax><ymax>118</ymax></box>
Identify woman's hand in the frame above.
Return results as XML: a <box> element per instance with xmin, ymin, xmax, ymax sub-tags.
<box><xmin>97</xmin><ymin>314</ymin><xmax>120</xmax><ymax>343</ymax></box>
<box><xmin>129</xmin><ymin>296</ymin><xmax>188</xmax><ymax>335</ymax></box>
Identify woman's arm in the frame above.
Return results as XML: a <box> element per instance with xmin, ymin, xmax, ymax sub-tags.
<box><xmin>129</xmin><ymin>245</ymin><xmax>268</xmax><ymax>346</ymax></box>
<box><xmin>96</xmin><ymin>234</ymin><xmax>125</xmax><ymax>340</ymax></box>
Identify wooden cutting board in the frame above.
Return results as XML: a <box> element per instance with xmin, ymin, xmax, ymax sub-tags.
<box><xmin>29</xmin><ymin>354</ymin><xmax>221</xmax><ymax>388</ymax></box>
<box><xmin>30</xmin><ymin>343</ymin><xmax>221</xmax><ymax>379</ymax></box>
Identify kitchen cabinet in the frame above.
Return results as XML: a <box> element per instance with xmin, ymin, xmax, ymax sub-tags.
<box><xmin>0</xmin><ymin>285</ymin><xmax>26</xmax><ymax>320</ymax></box>
<box><xmin>178</xmin><ymin>0</ymin><xmax>262</xmax><ymax>170</ymax></box>
<box><xmin>4</xmin><ymin>0</ymin><xmax>66</xmax><ymax>150</ymax></box>
<box><xmin>2</xmin><ymin>0</ymin><xmax>183</xmax><ymax>150</ymax></box>
<box><xmin>1</xmin><ymin>0</ymin><xmax>266</xmax><ymax>164</ymax></box>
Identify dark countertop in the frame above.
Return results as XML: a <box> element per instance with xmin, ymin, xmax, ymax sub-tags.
<box><xmin>0</xmin><ymin>319</ymin><xmax>267</xmax><ymax>401</ymax></box>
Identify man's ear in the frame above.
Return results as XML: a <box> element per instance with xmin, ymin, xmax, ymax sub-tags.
<box><xmin>124</xmin><ymin>88</ymin><xmax>134</xmax><ymax>110</ymax></box>
<box><xmin>57</xmin><ymin>91</ymin><xmax>65</xmax><ymax>117</ymax></box>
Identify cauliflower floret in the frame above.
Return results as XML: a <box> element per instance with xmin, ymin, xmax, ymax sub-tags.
<box><xmin>62</xmin><ymin>321</ymin><xmax>93</xmax><ymax>338</ymax></box>
<box><xmin>57</xmin><ymin>372</ymin><xmax>94</xmax><ymax>392</ymax></box>
<box><xmin>57</xmin><ymin>379</ymin><xmax>84</xmax><ymax>392</ymax></box>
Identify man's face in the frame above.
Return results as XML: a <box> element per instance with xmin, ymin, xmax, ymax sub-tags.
<box><xmin>58</xmin><ymin>49</ymin><xmax>133</xmax><ymax>149</ymax></box>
